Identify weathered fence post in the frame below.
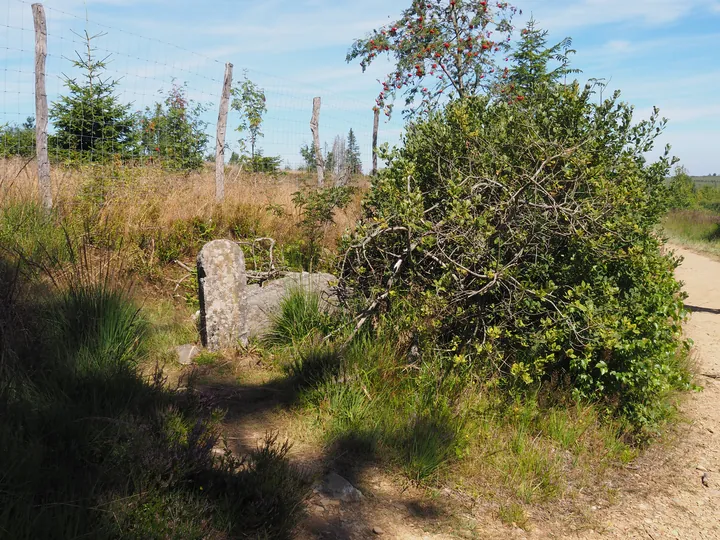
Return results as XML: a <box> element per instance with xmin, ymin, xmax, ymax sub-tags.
<box><xmin>372</xmin><ymin>107</ymin><xmax>379</xmax><ymax>176</ymax></box>
<box><xmin>215</xmin><ymin>62</ymin><xmax>233</xmax><ymax>203</ymax></box>
<box><xmin>32</xmin><ymin>3</ymin><xmax>52</xmax><ymax>210</ymax></box>
<box><xmin>310</xmin><ymin>97</ymin><xmax>324</xmax><ymax>187</ymax></box>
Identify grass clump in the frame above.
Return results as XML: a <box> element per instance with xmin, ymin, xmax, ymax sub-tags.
<box><xmin>266</xmin><ymin>304</ymin><xmax>638</xmax><ymax>515</ymax></box>
<box><xmin>264</xmin><ymin>286</ymin><xmax>337</xmax><ymax>348</ymax></box>
<box><xmin>497</xmin><ymin>502</ymin><xmax>529</xmax><ymax>530</ymax></box>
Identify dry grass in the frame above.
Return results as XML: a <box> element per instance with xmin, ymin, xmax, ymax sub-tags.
<box><xmin>661</xmin><ymin>209</ymin><xmax>720</xmax><ymax>260</ymax></box>
<box><xmin>1</xmin><ymin>157</ymin><xmax>366</xmax><ymax>269</ymax></box>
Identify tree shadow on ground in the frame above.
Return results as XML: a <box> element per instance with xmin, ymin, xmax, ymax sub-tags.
<box><xmin>0</xmin><ymin>253</ymin><xmax>308</xmax><ymax>540</ymax></box>
<box><xmin>684</xmin><ymin>304</ymin><xmax>720</xmax><ymax>315</ymax></box>
<box><xmin>193</xmin><ymin>365</ymin><xmax>453</xmax><ymax>539</ymax></box>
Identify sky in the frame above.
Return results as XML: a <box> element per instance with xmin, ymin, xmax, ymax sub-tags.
<box><xmin>1</xmin><ymin>0</ymin><xmax>719</xmax><ymax>174</ymax></box>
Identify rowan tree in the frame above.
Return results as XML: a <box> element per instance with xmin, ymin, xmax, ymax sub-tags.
<box><xmin>346</xmin><ymin>0</ymin><xmax>520</xmax><ymax>117</ymax></box>
<box><xmin>231</xmin><ymin>71</ymin><xmax>267</xmax><ymax>167</ymax></box>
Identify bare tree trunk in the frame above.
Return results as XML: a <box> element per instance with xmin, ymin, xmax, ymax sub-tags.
<box><xmin>215</xmin><ymin>62</ymin><xmax>233</xmax><ymax>202</ymax></box>
<box><xmin>372</xmin><ymin>107</ymin><xmax>379</xmax><ymax>176</ymax></box>
<box><xmin>310</xmin><ymin>97</ymin><xmax>324</xmax><ymax>187</ymax></box>
<box><xmin>32</xmin><ymin>3</ymin><xmax>51</xmax><ymax>210</ymax></box>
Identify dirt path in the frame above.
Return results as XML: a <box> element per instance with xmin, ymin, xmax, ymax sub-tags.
<box><xmin>214</xmin><ymin>245</ymin><xmax>720</xmax><ymax>539</ymax></box>
<box><xmin>579</xmin><ymin>245</ymin><xmax>720</xmax><ymax>539</ymax></box>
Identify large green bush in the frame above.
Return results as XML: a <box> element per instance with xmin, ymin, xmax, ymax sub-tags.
<box><xmin>340</xmin><ymin>84</ymin><xmax>691</xmax><ymax>428</ymax></box>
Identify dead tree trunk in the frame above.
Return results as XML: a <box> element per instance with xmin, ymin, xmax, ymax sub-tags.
<box><xmin>310</xmin><ymin>97</ymin><xmax>324</xmax><ymax>187</ymax></box>
<box><xmin>372</xmin><ymin>107</ymin><xmax>379</xmax><ymax>176</ymax></box>
<box><xmin>215</xmin><ymin>62</ymin><xmax>233</xmax><ymax>203</ymax></box>
<box><xmin>32</xmin><ymin>3</ymin><xmax>51</xmax><ymax>210</ymax></box>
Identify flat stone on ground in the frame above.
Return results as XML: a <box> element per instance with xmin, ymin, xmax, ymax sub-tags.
<box><xmin>175</xmin><ymin>344</ymin><xmax>201</xmax><ymax>365</ymax></box>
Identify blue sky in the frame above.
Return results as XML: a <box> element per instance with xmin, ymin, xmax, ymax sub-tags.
<box><xmin>1</xmin><ymin>0</ymin><xmax>719</xmax><ymax>174</ymax></box>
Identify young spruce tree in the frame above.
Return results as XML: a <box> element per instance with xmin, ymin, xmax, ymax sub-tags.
<box><xmin>506</xmin><ymin>18</ymin><xmax>579</xmax><ymax>100</ymax></box>
<box><xmin>346</xmin><ymin>128</ymin><xmax>362</xmax><ymax>175</ymax></box>
<box><xmin>50</xmin><ymin>30</ymin><xmax>136</xmax><ymax>160</ymax></box>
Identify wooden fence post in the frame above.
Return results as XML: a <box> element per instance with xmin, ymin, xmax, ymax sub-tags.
<box><xmin>372</xmin><ymin>107</ymin><xmax>379</xmax><ymax>176</ymax></box>
<box><xmin>215</xmin><ymin>62</ymin><xmax>233</xmax><ymax>203</ymax></box>
<box><xmin>310</xmin><ymin>97</ymin><xmax>324</xmax><ymax>187</ymax></box>
<box><xmin>32</xmin><ymin>3</ymin><xmax>51</xmax><ymax>210</ymax></box>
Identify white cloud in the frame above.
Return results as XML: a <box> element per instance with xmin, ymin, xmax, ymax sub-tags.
<box><xmin>530</xmin><ymin>0</ymin><xmax>716</xmax><ymax>31</ymax></box>
<box><xmin>604</xmin><ymin>40</ymin><xmax>633</xmax><ymax>53</ymax></box>
<box><xmin>635</xmin><ymin>104</ymin><xmax>720</xmax><ymax>124</ymax></box>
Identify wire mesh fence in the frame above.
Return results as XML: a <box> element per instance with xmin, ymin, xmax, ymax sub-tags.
<box><xmin>0</xmin><ymin>0</ymin><xmax>397</xmax><ymax>191</ymax></box>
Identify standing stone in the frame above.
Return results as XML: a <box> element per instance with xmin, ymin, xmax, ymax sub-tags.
<box><xmin>197</xmin><ymin>240</ymin><xmax>248</xmax><ymax>351</ymax></box>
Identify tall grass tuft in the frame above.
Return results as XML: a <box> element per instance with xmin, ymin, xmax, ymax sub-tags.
<box><xmin>279</xmin><ymin>317</ymin><xmax>638</xmax><ymax>507</ymax></box>
<box><xmin>264</xmin><ymin>286</ymin><xmax>336</xmax><ymax>347</ymax></box>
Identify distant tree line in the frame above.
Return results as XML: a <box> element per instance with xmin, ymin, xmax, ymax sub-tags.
<box><xmin>299</xmin><ymin>128</ymin><xmax>362</xmax><ymax>181</ymax></box>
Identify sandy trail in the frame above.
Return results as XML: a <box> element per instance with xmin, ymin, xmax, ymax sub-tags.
<box><xmin>582</xmin><ymin>245</ymin><xmax>720</xmax><ymax>539</ymax></box>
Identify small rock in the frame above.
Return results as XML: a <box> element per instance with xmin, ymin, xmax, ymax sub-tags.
<box><xmin>372</xmin><ymin>526</ymin><xmax>385</xmax><ymax>535</ymax></box>
<box><xmin>702</xmin><ymin>472</ymin><xmax>710</xmax><ymax>488</ymax></box>
<box><xmin>175</xmin><ymin>344</ymin><xmax>201</xmax><ymax>365</ymax></box>
<box><xmin>317</xmin><ymin>472</ymin><xmax>363</xmax><ymax>502</ymax></box>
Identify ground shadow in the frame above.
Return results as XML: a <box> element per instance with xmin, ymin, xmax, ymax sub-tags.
<box><xmin>195</xmin><ymin>365</ymin><xmax>452</xmax><ymax>539</ymax></box>
<box><xmin>0</xmin><ymin>251</ymin><xmax>307</xmax><ymax>539</ymax></box>
<box><xmin>685</xmin><ymin>304</ymin><xmax>720</xmax><ymax>315</ymax></box>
